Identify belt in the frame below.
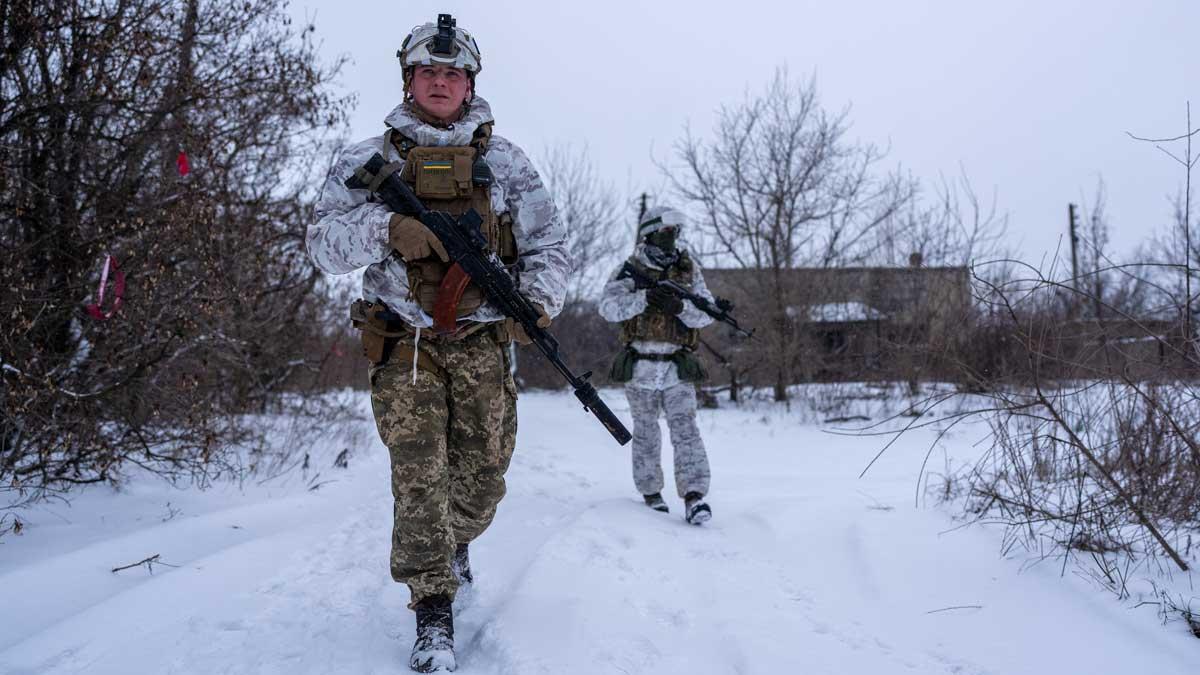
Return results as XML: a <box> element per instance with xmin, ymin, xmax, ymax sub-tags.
<box><xmin>352</xmin><ymin>299</ymin><xmax>497</xmax><ymax>343</ymax></box>
<box><xmin>630</xmin><ymin>348</ymin><xmax>683</xmax><ymax>362</ymax></box>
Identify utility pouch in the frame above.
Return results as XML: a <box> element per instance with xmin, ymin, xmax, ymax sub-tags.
<box><xmin>350</xmin><ymin>299</ymin><xmax>408</xmax><ymax>365</ymax></box>
<box><xmin>609</xmin><ymin>346</ymin><xmax>637</xmax><ymax>383</ymax></box>
<box><xmin>361</xmin><ymin>330</ymin><xmax>386</xmax><ymax>364</ymax></box>
<box><xmin>403</xmin><ymin>146</ymin><xmax>476</xmax><ymax>199</ymax></box>
<box><xmin>672</xmin><ymin>349</ymin><xmax>708</xmax><ymax>383</ymax></box>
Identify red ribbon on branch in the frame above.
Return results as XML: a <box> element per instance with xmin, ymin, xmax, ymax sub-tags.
<box><xmin>176</xmin><ymin>151</ymin><xmax>190</xmax><ymax>177</ymax></box>
<box><xmin>85</xmin><ymin>255</ymin><xmax>125</xmax><ymax>320</ymax></box>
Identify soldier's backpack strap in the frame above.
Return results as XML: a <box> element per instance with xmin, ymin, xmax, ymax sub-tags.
<box><xmin>470</xmin><ymin>122</ymin><xmax>493</xmax><ymax>154</ymax></box>
<box><xmin>384</xmin><ymin>128</ymin><xmax>419</xmax><ymax>159</ymax></box>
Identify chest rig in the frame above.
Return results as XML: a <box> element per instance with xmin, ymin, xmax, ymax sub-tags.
<box><xmin>387</xmin><ymin>123</ymin><xmax>518</xmax><ymax>333</ymax></box>
<box><xmin>620</xmin><ymin>252</ymin><xmax>699</xmax><ymax>348</ymax></box>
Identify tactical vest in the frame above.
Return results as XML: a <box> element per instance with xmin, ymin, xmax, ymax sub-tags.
<box><xmin>386</xmin><ymin>124</ymin><xmax>518</xmax><ymax>323</ymax></box>
<box><xmin>619</xmin><ymin>252</ymin><xmax>699</xmax><ymax>348</ymax></box>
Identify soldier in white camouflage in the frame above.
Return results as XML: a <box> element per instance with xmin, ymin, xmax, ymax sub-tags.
<box><xmin>306</xmin><ymin>14</ymin><xmax>568</xmax><ymax>673</ymax></box>
<box><xmin>598</xmin><ymin>207</ymin><xmax>714</xmax><ymax>525</ymax></box>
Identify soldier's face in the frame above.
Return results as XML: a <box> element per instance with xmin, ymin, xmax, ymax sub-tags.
<box><xmin>410</xmin><ymin>65</ymin><xmax>472</xmax><ymax>122</ymax></box>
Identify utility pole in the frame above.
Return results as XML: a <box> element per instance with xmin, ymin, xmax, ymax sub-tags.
<box><xmin>1091</xmin><ymin>211</ymin><xmax>1104</xmax><ymax>320</ymax></box>
<box><xmin>1068</xmin><ymin>203</ymin><xmax>1080</xmax><ymax>293</ymax></box>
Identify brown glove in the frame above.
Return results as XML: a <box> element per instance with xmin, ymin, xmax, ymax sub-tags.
<box><xmin>646</xmin><ymin>286</ymin><xmax>684</xmax><ymax>315</ymax></box>
<box><xmin>511</xmin><ymin>303</ymin><xmax>551</xmax><ymax>345</ymax></box>
<box><xmin>389</xmin><ymin>214</ymin><xmax>448</xmax><ymax>262</ymax></box>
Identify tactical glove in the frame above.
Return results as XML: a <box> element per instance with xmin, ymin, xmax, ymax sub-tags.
<box><xmin>389</xmin><ymin>214</ymin><xmax>449</xmax><ymax>262</ymax></box>
<box><xmin>646</xmin><ymin>286</ymin><xmax>684</xmax><ymax>315</ymax></box>
<box><xmin>511</xmin><ymin>303</ymin><xmax>551</xmax><ymax>345</ymax></box>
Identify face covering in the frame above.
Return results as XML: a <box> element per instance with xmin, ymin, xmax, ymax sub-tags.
<box><xmin>645</xmin><ymin>227</ymin><xmax>678</xmax><ymax>252</ymax></box>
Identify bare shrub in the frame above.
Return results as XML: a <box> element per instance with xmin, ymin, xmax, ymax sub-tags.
<box><xmin>931</xmin><ymin>262</ymin><xmax>1198</xmax><ymax>582</ymax></box>
<box><xmin>0</xmin><ymin>0</ymin><xmax>351</xmax><ymax>508</ymax></box>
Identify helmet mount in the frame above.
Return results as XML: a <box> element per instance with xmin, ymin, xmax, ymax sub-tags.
<box><xmin>431</xmin><ymin>14</ymin><xmax>458</xmax><ymax>58</ymax></box>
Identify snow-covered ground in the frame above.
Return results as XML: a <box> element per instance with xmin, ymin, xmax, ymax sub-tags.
<box><xmin>2</xmin><ymin>389</ymin><xmax>1197</xmax><ymax>674</ymax></box>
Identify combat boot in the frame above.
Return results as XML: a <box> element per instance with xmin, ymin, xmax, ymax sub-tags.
<box><xmin>410</xmin><ymin>595</ymin><xmax>455</xmax><ymax>672</ymax></box>
<box><xmin>642</xmin><ymin>492</ymin><xmax>669</xmax><ymax>513</ymax></box>
<box><xmin>684</xmin><ymin>491</ymin><xmax>712</xmax><ymax>525</ymax></box>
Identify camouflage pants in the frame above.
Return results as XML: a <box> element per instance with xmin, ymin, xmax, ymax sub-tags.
<box><xmin>370</xmin><ymin>329</ymin><xmax>517</xmax><ymax>607</ymax></box>
<box><xmin>625</xmin><ymin>382</ymin><xmax>710</xmax><ymax>499</ymax></box>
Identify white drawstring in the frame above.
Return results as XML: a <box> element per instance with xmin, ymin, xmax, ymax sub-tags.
<box><xmin>411</xmin><ymin>326</ymin><xmax>421</xmax><ymax>385</ymax></box>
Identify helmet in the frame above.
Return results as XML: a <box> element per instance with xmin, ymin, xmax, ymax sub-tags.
<box><xmin>397</xmin><ymin>14</ymin><xmax>482</xmax><ymax>75</ymax></box>
<box><xmin>637</xmin><ymin>206</ymin><xmax>686</xmax><ymax>241</ymax></box>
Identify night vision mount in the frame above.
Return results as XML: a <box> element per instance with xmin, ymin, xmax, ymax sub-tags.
<box><xmin>432</xmin><ymin>13</ymin><xmax>458</xmax><ymax>56</ymax></box>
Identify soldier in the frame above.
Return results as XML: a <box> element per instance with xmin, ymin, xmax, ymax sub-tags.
<box><xmin>599</xmin><ymin>207</ymin><xmax>714</xmax><ymax>525</ymax></box>
<box><xmin>306</xmin><ymin>14</ymin><xmax>568</xmax><ymax>673</ymax></box>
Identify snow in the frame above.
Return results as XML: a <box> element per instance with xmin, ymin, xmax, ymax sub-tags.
<box><xmin>788</xmin><ymin>302</ymin><xmax>885</xmax><ymax>323</ymax></box>
<box><xmin>2</xmin><ymin>389</ymin><xmax>1197</xmax><ymax>674</ymax></box>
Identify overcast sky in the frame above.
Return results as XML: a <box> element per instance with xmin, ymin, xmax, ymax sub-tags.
<box><xmin>292</xmin><ymin>0</ymin><xmax>1198</xmax><ymax>262</ymax></box>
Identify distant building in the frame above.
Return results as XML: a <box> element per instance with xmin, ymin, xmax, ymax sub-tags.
<box><xmin>700</xmin><ymin>264</ymin><xmax>971</xmax><ymax>384</ymax></box>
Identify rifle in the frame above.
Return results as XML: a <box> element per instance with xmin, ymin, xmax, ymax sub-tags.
<box><xmin>618</xmin><ymin>261</ymin><xmax>754</xmax><ymax>339</ymax></box>
<box><xmin>345</xmin><ymin>152</ymin><xmax>632</xmax><ymax>446</ymax></box>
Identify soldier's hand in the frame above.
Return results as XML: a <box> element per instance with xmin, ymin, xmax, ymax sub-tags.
<box><xmin>389</xmin><ymin>214</ymin><xmax>449</xmax><ymax>262</ymax></box>
<box><xmin>646</xmin><ymin>286</ymin><xmax>684</xmax><ymax>315</ymax></box>
<box><xmin>511</xmin><ymin>303</ymin><xmax>550</xmax><ymax>345</ymax></box>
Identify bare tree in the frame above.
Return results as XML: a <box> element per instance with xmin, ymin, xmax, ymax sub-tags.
<box><xmin>876</xmin><ymin>168</ymin><xmax>1009</xmax><ymax>269</ymax></box>
<box><xmin>667</xmin><ymin>69</ymin><xmax>914</xmax><ymax>400</ymax></box>
<box><xmin>538</xmin><ymin>142</ymin><xmax>630</xmax><ymax>304</ymax></box>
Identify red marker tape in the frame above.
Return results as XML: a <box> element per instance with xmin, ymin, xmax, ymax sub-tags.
<box><xmin>85</xmin><ymin>255</ymin><xmax>125</xmax><ymax>320</ymax></box>
<box><xmin>176</xmin><ymin>151</ymin><xmax>190</xmax><ymax>177</ymax></box>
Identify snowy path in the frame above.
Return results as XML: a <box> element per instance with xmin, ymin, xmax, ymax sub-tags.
<box><xmin>2</xmin><ymin>390</ymin><xmax>1196</xmax><ymax>674</ymax></box>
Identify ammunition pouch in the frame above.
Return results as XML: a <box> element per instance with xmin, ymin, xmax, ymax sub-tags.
<box><xmin>609</xmin><ymin>346</ymin><xmax>637</xmax><ymax>383</ymax></box>
<box><xmin>401</xmin><ymin>145</ymin><xmax>477</xmax><ymax>200</ymax></box>
<box><xmin>671</xmin><ymin>349</ymin><xmax>708</xmax><ymax>383</ymax></box>
<box><xmin>609</xmin><ymin>346</ymin><xmax>708</xmax><ymax>384</ymax></box>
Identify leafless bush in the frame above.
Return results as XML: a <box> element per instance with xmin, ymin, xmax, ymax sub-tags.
<box><xmin>1147</xmin><ymin>581</ymin><xmax>1200</xmax><ymax>637</ymax></box>
<box><xmin>927</xmin><ymin>262</ymin><xmax>1199</xmax><ymax>587</ymax></box>
<box><xmin>0</xmin><ymin>0</ymin><xmax>351</xmax><ymax>509</ymax></box>
<box><xmin>912</xmin><ymin>107</ymin><xmax>1200</xmax><ymax>621</ymax></box>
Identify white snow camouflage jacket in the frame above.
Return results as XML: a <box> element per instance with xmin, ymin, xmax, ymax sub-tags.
<box><xmin>307</xmin><ymin>96</ymin><xmax>569</xmax><ymax>327</ymax></box>
<box><xmin>598</xmin><ymin>244</ymin><xmax>716</xmax><ymax>390</ymax></box>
